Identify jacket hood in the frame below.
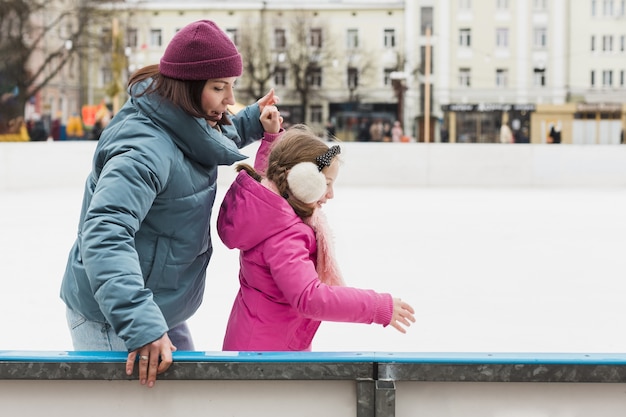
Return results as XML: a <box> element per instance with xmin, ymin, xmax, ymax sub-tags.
<box><xmin>128</xmin><ymin>79</ymin><xmax>247</xmax><ymax>167</ymax></box>
<box><xmin>218</xmin><ymin>170</ymin><xmax>302</xmax><ymax>251</ymax></box>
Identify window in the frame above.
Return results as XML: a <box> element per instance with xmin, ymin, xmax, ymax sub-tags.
<box><xmin>274</xmin><ymin>67</ymin><xmax>286</xmax><ymax>87</ymax></box>
<box><xmin>347</xmin><ymin>29</ymin><xmax>359</xmax><ymax>49</ymax></box>
<box><xmin>310</xmin><ymin>105</ymin><xmax>323</xmax><ymax>124</ymax></box>
<box><xmin>126</xmin><ymin>28</ymin><xmax>138</xmax><ymax>48</ymax></box>
<box><xmin>150</xmin><ymin>29</ymin><xmax>162</xmax><ymax>47</ymax></box>
<box><xmin>310</xmin><ymin>28</ymin><xmax>322</xmax><ymax>48</ymax></box>
<box><xmin>603</xmin><ymin>0</ymin><xmax>614</xmax><ymax>16</ymax></box>
<box><xmin>459</xmin><ymin>28</ymin><xmax>471</xmax><ymax>47</ymax></box>
<box><xmin>533</xmin><ymin>0</ymin><xmax>547</xmax><ymax>10</ymax></box>
<box><xmin>621</xmin><ymin>35</ymin><xmax>625</xmax><ymax>51</ymax></box>
<box><xmin>274</xmin><ymin>29</ymin><xmax>286</xmax><ymax>49</ymax></box>
<box><xmin>420</xmin><ymin>45</ymin><xmax>435</xmax><ymax>76</ymax></box>
<box><xmin>421</xmin><ymin>7</ymin><xmax>433</xmax><ymax>35</ymax></box>
<box><xmin>225</xmin><ymin>28</ymin><xmax>238</xmax><ymax>46</ymax></box>
<box><xmin>308</xmin><ymin>67</ymin><xmax>322</xmax><ymax>87</ymax></box>
<box><xmin>101</xmin><ymin>66</ymin><xmax>112</xmax><ymax>87</ymax></box>
<box><xmin>591</xmin><ymin>35</ymin><xmax>596</xmax><ymax>51</ymax></box>
<box><xmin>602</xmin><ymin>36</ymin><xmax>610</xmax><ymax>51</ymax></box>
<box><xmin>496</xmin><ymin>0</ymin><xmax>509</xmax><ymax>10</ymax></box>
<box><xmin>496</xmin><ymin>69</ymin><xmax>508</xmax><ymax>87</ymax></box>
<box><xmin>591</xmin><ymin>70</ymin><xmax>596</xmax><ymax>87</ymax></box>
<box><xmin>459</xmin><ymin>0</ymin><xmax>472</xmax><ymax>11</ymax></box>
<box><xmin>100</xmin><ymin>28</ymin><xmax>112</xmax><ymax>52</ymax></box>
<box><xmin>602</xmin><ymin>70</ymin><xmax>613</xmax><ymax>86</ymax></box>
<box><xmin>496</xmin><ymin>28</ymin><xmax>509</xmax><ymax>48</ymax></box>
<box><xmin>591</xmin><ymin>0</ymin><xmax>597</xmax><ymax>16</ymax></box>
<box><xmin>384</xmin><ymin>68</ymin><xmax>395</xmax><ymax>86</ymax></box>
<box><xmin>620</xmin><ymin>70</ymin><xmax>625</xmax><ymax>86</ymax></box>
<box><xmin>533</xmin><ymin>27</ymin><xmax>547</xmax><ymax>48</ymax></box>
<box><xmin>533</xmin><ymin>68</ymin><xmax>546</xmax><ymax>86</ymax></box>
<box><xmin>459</xmin><ymin>68</ymin><xmax>471</xmax><ymax>87</ymax></box>
<box><xmin>384</xmin><ymin>29</ymin><xmax>396</xmax><ymax>47</ymax></box>
<box><xmin>347</xmin><ymin>67</ymin><xmax>359</xmax><ymax>89</ymax></box>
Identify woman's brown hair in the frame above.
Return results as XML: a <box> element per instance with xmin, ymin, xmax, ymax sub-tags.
<box><xmin>127</xmin><ymin>64</ymin><xmax>232</xmax><ymax>124</ymax></box>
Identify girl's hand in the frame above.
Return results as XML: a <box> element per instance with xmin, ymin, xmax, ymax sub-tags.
<box><xmin>257</xmin><ymin>88</ymin><xmax>280</xmax><ymax>113</ymax></box>
<box><xmin>260</xmin><ymin>105</ymin><xmax>283</xmax><ymax>133</ymax></box>
<box><xmin>389</xmin><ymin>298</ymin><xmax>416</xmax><ymax>333</ymax></box>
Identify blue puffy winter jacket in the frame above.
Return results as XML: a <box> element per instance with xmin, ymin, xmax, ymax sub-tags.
<box><xmin>60</xmin><ymin>80</ymin><xmax>264</xmax><ymax>351</ymax></box>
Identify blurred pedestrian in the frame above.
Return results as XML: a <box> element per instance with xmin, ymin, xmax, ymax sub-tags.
<box><xmin>383</xmin><ymin>121</ymin><xmax>392</xmax><ymax>142</ymax></box>
<box><xmin>500</xmin><ymin>123</ymin><xmax>513</xmax><ymax>144</ymax></box>
<box><xmin>357</xmin><ymin>118</ymin><xmax>371</xmax><ymax>142</ymax></box>
<box><xmin>391</xmin><ymin>120</ymin><xmax>404</xmax><ymax>143</ymax></box>
<box><xmin>66</xmin><ymin>112</ymin><xmax>85</xmax><ymax>140</ymax></box>
<box><xmin>547</xmin><ymin>123</ymin><xmax>561</xmax><ymax>144</ymax></box>
<box><xmin>325</xmin><ymin>119</ymin><xmax>336</xmax><ymax>141</ymax></box>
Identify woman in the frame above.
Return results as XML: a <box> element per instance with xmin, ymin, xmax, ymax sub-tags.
<box><xmin>59</xmin><ymin>20</ymin><xmax>279</xmax><ymax>387</ymax></box>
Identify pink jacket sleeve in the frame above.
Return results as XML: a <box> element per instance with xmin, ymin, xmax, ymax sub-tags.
<box><xmin>263</xmin><ymin>226</ymin><xmax>394</xmax><ymax>326</ymax></box>
<box><xmin>254</xmin><ymin>130</ymin><xmax>284</xmax><ymax>175</ymax></box>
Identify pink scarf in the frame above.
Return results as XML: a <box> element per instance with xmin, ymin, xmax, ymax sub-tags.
<box><xmin>305</xmin><ymin>210</ymin><xmax>345</xmax><ymax>287</ymax></box>
<box><xmin>262</xmin><ymin>178</ymin><xmax>344</xmax><ymax>287</ymax></box>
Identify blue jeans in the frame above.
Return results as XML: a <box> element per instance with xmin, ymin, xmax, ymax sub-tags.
<box><xmin>66</xmin><ymin>307</ymin><xmax>195</xmax><ymax>351</ymax></box>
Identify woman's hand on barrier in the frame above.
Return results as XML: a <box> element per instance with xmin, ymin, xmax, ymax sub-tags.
<box><xmin>126</xmin><ymin>333</ymin><xmax>177</xmax><ymax>388</ymax></box>
<box><xmin>389</xmin><ymin>298</ymin><xmax>416</xmax><ymax>333</ymax></box>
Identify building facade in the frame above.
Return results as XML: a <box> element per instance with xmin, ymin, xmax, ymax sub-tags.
<box><xmin>33</xmin><ymin>0</ymin><xmax>626</xmax><ymax>143</ymax></box>
<box><xmin>432</xmin><ymin>0</ymin><xmax>625</xmax><ymax>144</ymax></box>
<box><xmin>84</xmin><ymin>0</ymin><xmax>409</xmax><ymax>140</ymax></box>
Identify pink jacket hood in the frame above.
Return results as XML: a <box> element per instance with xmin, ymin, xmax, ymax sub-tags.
<box><xmin>218</xmin><ymin>170</ymin><xmax>302</xmax><ymax>251</ymax></box>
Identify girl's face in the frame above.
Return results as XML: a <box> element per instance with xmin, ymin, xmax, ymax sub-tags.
<box><xmin>201</xmin><ymin>78</ymin><xmax>237</xmax><ymax>126</ymax></box>
<box><xmin>315</xmin><ymin>159</ymin><xmax>340</xmax><ymax>207</ymax></box>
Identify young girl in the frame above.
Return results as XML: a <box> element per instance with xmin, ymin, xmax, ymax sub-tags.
<box><xmin>218</xmin><ymin>125</ymin><xmax>416</xmax><ymax>351</ymax></box>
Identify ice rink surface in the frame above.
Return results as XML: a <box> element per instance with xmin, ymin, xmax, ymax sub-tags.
<box><xmin>2</xmin><ymin>179</ymin><xmax>625</xmax><ymax>354</ymax></box>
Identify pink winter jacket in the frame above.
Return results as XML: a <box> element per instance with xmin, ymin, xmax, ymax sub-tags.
<box><xmin>217</xmin><ymin>134</ymin><xmax>393</xmax><ymax>351</ymax></box>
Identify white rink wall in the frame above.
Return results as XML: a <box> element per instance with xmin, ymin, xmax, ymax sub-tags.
<box><xmin>2</xmin><ymin>141</ymin><xmax>626</xmax><ymax>191</ymax></box>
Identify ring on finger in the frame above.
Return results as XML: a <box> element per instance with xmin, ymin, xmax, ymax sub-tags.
<box><xmin>140</xmin><ymin>355</ymin><xmax>149</xmax><ymax>361</ymax></box>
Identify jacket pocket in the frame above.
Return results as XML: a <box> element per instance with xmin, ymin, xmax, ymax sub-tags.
<box><xmin>144</xmin><ymin>236</ymin><xmax>170</xmax><ymax>289</ymax></box>
<box><xmin>67</xmin><ymin>308</ymin><xmax>88</xmax><ymax>330</ymax></box>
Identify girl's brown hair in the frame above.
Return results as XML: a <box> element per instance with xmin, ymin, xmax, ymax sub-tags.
<box><xmin>237</xmin><ymin>124</ymin><xmax>337</xmax><ymax>218</ymax></box>
<box><xmin>127</xmin><ymin>64</ymin><xmax>232</xmax><ymax>125</ymax></box>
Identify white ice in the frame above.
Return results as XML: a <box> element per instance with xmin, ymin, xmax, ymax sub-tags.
<box><xmin>1</xmin><ymin>149</ymin><xmax>626</xmax><ymax>354</ymax></box>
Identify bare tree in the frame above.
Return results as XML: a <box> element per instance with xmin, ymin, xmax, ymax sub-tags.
<box><xmin>344</xmin><ymin>47</ymin><xmax>378</xmax><ymax>104</ymax></box>
<box><xmin>236</xmin><ymin>12</ymin><xmax>275</xmax><ymax>104</ymax></box>
<box><xmin>0</xmin><ymin>0</ymin><xmax>114</xmax><ymax>133</ymax></box>
<box><xmin>282</xmin><ymin>11</ymin><xmax>338</xmax><ymax>124</ymax></box>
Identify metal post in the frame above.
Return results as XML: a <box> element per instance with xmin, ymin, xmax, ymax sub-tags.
<box><xmin>375</xmin><ymin>379</ymin><xmax>396</xmax><ymax>417</ymax></box>
<box><xmin>356</xmin><ymin>379</ymin><xmax>376</xmax><ymax>417</ymax></box>
<box><xmin>424</xmin><ymin>26</ymin><xmax>432</xmax><ymax>143</ymax></box>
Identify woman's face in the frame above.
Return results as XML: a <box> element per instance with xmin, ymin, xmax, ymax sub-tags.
<box><xmin>315</xmin><ymin>159</ymin><xmax>340</xmax><ymax>207</ymax></box>
<box><xmin>201</xmin><ymin>77</ymin><xmax>237</xmax><ymax>126</ymax></box>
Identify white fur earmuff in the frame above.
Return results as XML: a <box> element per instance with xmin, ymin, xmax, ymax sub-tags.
<box><xmin>286</xmin><ymin>162</ymin><xmax>327</xmax><ymax>204</ymax></box>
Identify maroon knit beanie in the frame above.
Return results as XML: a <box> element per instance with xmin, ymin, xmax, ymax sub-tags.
<box><xmin>159</xmin><ymin>20</ymin><xmax>243</xmax><ymax>81</ymax></box>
